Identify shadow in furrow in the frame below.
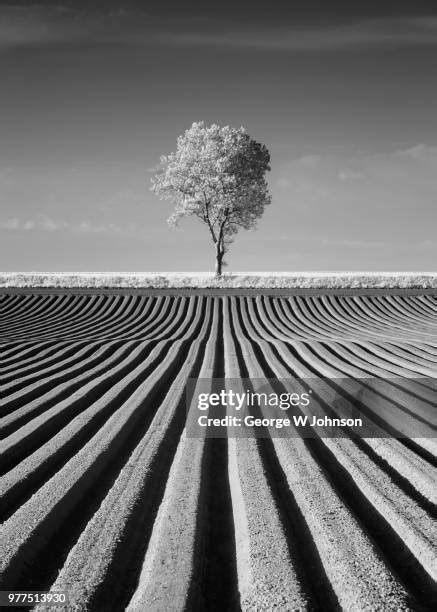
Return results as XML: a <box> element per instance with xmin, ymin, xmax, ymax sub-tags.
<box><xmin>1</xmin><ymin>296</ymin><xmax>186</xmax><ymax>419</ymax></box>
<box><xmin>1</xmin><ymin>342</ymin><xmax>90</xmax><ymax>386</ymax></box>
<box><xmin>0</xmin><ymin>341</ymin><xmax>129</xmax><ymax>422</ymax></box>
<box><xmin>87</xmin><ymin>300</ymin><xmax>214</xmax><ymax>611</ymax></box>
<box><xmin>259</xmin><ymin>338</ymin><xmax>437</xmax><ymax>610</ymax></box>
<box><xmin>234</xmin><ymin>298</ymin><xmax>340</xmax><ymax>611</ymax></box>
<box><xmin>186</xmin><ymin>298</ymin><xmax>240</xmax><ymax>612</ymax></box>
<box><xmin>0</xmin><ymin>297</ymin><xmax>193</xmax><ymax>475</ymax></box>
<box><xmin>0</xmin><ymin>342</ymin><xmax>125</xmax><ymax>440</ymax></box>
<box><xmin>279</xmin><ymin>339</ymin><xmax>437</xmax><ymax>470</ymax></box>
<box><xmin>0</xmin><ymin>338</ymin><xmax>183</xmax><ymax>522</ymax></box>
<box><xmin>0</xmin><ymin>299</ymin><xmax>206</xmax><ymax>595</ymax></box>
<box><xmin>293</xmin><ymin>343</ymin><xmax>437</xmax><ymax>489</ymax></box>
<box><xmin>400</xmin><ymin>437</ymin><xmax>437</xmax><ymax>469</ymax></box>
<box><xmin>0</xmin><ymin>340</ymin><xmax>71</xmax><ymax>371</ymax></box>
<box><xmin>355</xmin><ymin>437</ymin><xmax>436</xmax><ymax>516</ymax></box>
<box><xmin>0</xmin><ymin>342</ymin><xmax>149</xmax><ymax>477</ymax></box>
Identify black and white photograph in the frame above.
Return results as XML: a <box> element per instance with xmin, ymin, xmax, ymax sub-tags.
<box><xmin>0</xmin><ymin>1</ymin><xmax>436</xmax><ymax>610</ymax></box>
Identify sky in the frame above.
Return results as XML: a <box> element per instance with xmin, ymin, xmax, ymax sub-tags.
<box><xmin>0</xmin><ymin>0</ymin><xmax>436</xmax><ymax>272</ymax></box>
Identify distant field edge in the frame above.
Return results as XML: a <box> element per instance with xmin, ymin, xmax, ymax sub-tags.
<box><xmin>1</xmin><ymin>272</ymin><xmax>437</xmax><ymax>293</ymax></box>
<box><xmin>1</xmin><ymin>287</ymin><xmax>436</xmax><ymax>297</ymax></box>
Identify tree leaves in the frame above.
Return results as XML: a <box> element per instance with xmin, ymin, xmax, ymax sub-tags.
<box><xmin>151</xmin><ymin>122</ymin><xmax>271</xmax><ymax>251</ymax></box>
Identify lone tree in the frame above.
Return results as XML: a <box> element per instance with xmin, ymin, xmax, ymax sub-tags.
<box><xmin>151</xmin><ymin>121</ymin><xmax>271</xmax><ymax>276</ymax></box>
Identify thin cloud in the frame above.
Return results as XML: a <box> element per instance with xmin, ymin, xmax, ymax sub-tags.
<box><xmin>1</xmin><ymin>7</ymin><xmax>437</xmax><ymax>51</ymax></box>
<box><xmin>38</xmin><ymin>216</ymin><xmax>68</xmax><ymax>231</ymax></box>
<box><xmin>0</xmin><ymin>217</ymin><xmax>20</xmax><ymax>230</ymax></box>
<box><xmin>393</xmin><ymin>144</ymin><xmax>437</xmax><ymax>160</ymax></box>
<box><xmin>338</xmin><ymin>168</ymin><xmax>365</xmax><ymax>181</ymax></box>
<box><xmin>322</xmin><ymin>239</ymin><xmax>387</xmax><ymax>248</ymax></box>
<box><xmin>0</xmin><ymin>216</ymin><xmax>68</xmax><ymax>232</ymax></box>
<box><xmin>0</xmin><ymin>5</ymin><xmax>203</xmax><ymax>49</ymax></box>
<box><xmin>156</xmin><ymin>16</ymin><xmax>437</xmax><ymax>52</ymax></box>
<box><xmin>0</xmin><ymin>215</ymin><xmax>141</xmax><ymax>235</ymax></box>
<box><xmin>0</xmin><ymin>5</ymin><xmax>80</xmax><ymax>47</ymax></box>
<box><xmin>418</xmin><ymin>240</ymin><xmax>436</xmax><ymax>249</ymax></box>
<box><xmin>278</xmin><ymin>144</ymin><xmax>437</xmax><ymax>188</ymax></box>
<box><xmin>274</xmin><ymin>144</ymin><xmax>437</xmax><ymax>240</ymax></box>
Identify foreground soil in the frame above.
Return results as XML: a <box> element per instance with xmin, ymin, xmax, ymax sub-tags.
<box><xmin>0</xmin><ymin>291</ymin><xmax>436</xmax><ymax>611</ymax></box>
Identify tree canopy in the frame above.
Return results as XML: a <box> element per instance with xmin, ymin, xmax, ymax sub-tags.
<box><xmin>151</xmin><ymin>121</ymin><xmax>271</xmax><ymax>275</ymax></box>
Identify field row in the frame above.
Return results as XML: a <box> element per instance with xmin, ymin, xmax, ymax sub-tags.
<box><xmin>1</xmin><ymin>293</ymin><xmax>437</xmax><ymax>342</ymax></box>
<box><xmin>0</xmin><ymin>293</ymin><xmax>436</xmax><ymax>610</ymax></box>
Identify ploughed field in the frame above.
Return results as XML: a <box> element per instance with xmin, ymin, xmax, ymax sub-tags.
<box><xmin>0</xmin><ymin>292</ymin><xmax>436</xmax><ymax>611</ymax></box>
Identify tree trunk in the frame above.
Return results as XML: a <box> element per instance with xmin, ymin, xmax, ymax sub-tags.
<box><xmin>215</xmin><ymin>243</ymin><xmax>224</xmax><ymax>277</ymax></box>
